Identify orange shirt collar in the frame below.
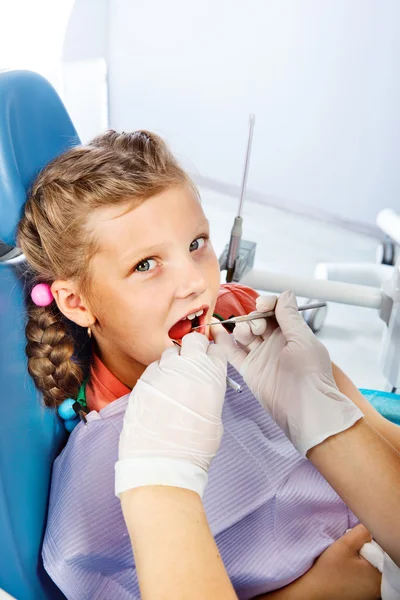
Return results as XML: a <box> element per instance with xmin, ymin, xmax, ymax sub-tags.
<box><xmin>85</xmin><ymin>352</ymin><xmax>130</xmax><ymax>412</ymax></box>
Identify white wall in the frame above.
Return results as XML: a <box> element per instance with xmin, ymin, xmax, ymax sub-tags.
<box><xmin>0</xmin><ymin>0</ymin><xmax>74</xmax><ymax>92</ymax></box>
<box><xmin>62</xmin><ymin>0</ymin><xmax>109</xmax><ymax>61</ymax></box>
<box><xmin>61</xmin><ymin>0</ymin><xmax>110</xmax><ymax>141</ymax></box>
<box><xmin>108</xmin><ymin>0</ymin><xmax>400</xmax><ymax>229</ymax></box>
<box><xmin>62</xmin><ymin>59</ymin><xmax>109</xmax><ymax>142</ymax></box>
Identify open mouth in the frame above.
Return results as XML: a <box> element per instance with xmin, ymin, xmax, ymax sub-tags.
<box><xmin>168</xmin><ymin>306</ymin><xmax>209</xmax><ymax>341</ymax></box>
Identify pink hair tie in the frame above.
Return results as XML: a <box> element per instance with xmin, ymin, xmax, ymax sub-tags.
<box><xmin>31</xmin><ymin>283</ymin><xmax>54</xmax><ymax>307</ymax></box>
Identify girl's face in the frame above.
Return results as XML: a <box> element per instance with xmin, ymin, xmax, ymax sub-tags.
<box><xmin>81</xmin><ymin>184</ymin><xmax>220</xmax><ymax>387</ymax></box>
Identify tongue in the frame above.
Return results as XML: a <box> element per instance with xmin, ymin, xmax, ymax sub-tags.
<box><xmin>168</xmin><ymin>319</ymin><xmax>193</xmax><ymax>340</ymax></box>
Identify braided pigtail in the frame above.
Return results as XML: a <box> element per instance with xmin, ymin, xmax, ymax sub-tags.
<box><xmin>25</xmin><ymin>300</ymin><xmax>83</xmax><ymax>409</ymax></box>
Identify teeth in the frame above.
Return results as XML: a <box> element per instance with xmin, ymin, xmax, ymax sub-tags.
<box><xmin>181</xmin><ymin>309</ymin><xmax>205</xmax><ymax>321</ymax></box>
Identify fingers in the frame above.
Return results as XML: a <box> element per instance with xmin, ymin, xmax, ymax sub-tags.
<box><xmin>274</xmin><ymin>291</ymin><xmax>311</xmax><ymax>342</ymax></box>
<box><xmin>234</xmin><ymin>320</ymin><xmax>256</xmax><ymax>346</ymax></box>
<box><xmin>343</xmin><ymin>525</ymin><xmax>373</xmax><ymax>552</ymax></box>
<box><xmin>256</xmin><ymin>294</ymin><xmax>277</xmax><ymax>313</ymax></box>
<box><xmin>207</xmin><ymin>342</ymin><xmax>227</xmax><ymax>364</ymax></box>
<box><xmin>180</xmin><ymin>332</ymin><xmax>209</xmax><ymax>356</ymax></box>
<box><xmin>240</xmin><ymin>296</ymin><xmax>278</xmax><ymax>340</ymax></box>
<box><xmin>209</xmin><ymin>318</ymin><xmax>230</xmax><ymax>344</ymax></box>
<box><xmin>248</xmin><ymin>318</ymin><xmax>267</xmax><ymax>337</ymax></box>
<box><xmin>210</xmin><ymin>318</ymin><xmax>247</xmax><ymax>372</ymax></box>
<box><xmin>158</xmin><ymin>345</ymin><xmax>180</xmax><ymax>366</ymax></box>
<box><xmin>254</xmin><ymin>295</ymin><xmax>279</xmax><ymax>340</ymax></box>
<box><xmin>233</xmin><ymin>320</ymin><xmax>263</xmax><ymax>354</ymax></box>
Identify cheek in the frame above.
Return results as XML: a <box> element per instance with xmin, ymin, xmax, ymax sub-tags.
<box><xmin>124</xmin><ymin>287</ymin><xmax>169</xmax><ymax>342</ymax></box>
<box><xmin>205</xmin><ymin>250</ymin><xmax>221</xmax><ymax>290</ymax></box>
<box><xmin>124</xmin><ymin>309</ymin><xmax>173</xmax><ymax>366</ymax></box>
<box><xmin>93</xmin><ymin>283</ymin><xmax>158</xmax><ymax>334</ymax></box>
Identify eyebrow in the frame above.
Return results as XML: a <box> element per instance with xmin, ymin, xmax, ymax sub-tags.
<box><xmin>121</xmin><ymin>219</ymin><xmax>211</xmax><ymax>264</ymax></box>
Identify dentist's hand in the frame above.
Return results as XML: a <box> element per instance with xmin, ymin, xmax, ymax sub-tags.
<box><xmin>212</xmin><ymin>291</ymin><xmax>363</xmax><ymax>456</ymax></box>
<box><xmin>115</xmin><ymin>333</ymin><xmax>228</xmax><ymax>498</ymax></box>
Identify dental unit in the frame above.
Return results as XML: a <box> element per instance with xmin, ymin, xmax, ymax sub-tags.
<box><xmin>219</xmin><ymin>115</ymin><xmax>400</xmax><ymax>390</ymax></box>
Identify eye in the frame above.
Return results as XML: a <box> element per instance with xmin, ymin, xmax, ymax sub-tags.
<box><xmin>134</xmin><ymin>258</ymin><xmax>157</xmax><ymax>273</ymax></box>
<box><xmin>190</xmin><ymin>236</ymin><xmax>208</xmax><ymax>252</ymax></box>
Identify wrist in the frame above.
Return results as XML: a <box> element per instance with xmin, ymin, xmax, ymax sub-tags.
<box><xmin>286</xmin><ymin>384</ymin><xmax>363</xmax><ymax>456</ymax></box>
<box><xmin>121</xmin><ymin>485</ymin><xmax>204</xmax><ymax>522</ymax></box>
<box><xmin>306</xmin><ymin>418</ymin><xmax>365</xmax><ymax>462</ymax></box>
<box><xmin>115</xmin><ymin>457</ymin><xmax>208</xmax><ymax>498</ymax></box>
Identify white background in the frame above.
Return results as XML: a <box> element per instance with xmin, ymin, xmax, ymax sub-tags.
<box><xmin>107</xmin><ymin>0</ymin><xmax>400</xmax><ymax>227</ymax></box>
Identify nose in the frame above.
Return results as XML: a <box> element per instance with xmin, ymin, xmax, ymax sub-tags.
<box><xmin>174</xmin><ymin>255</ymin><xmax>207</xmax><ymax>300</ymax></box>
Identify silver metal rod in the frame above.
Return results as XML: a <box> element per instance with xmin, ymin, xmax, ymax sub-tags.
<box><xmin>238</xmin><ymin>114</ymin><xmax>255</xmax><ymax>218</ymax></box>
<box><xmin>194</xmin><ymin>302</ymin><xmax>326</xmax><ymax>329</ymax></box>
<box><xmin>225</xmin><ymin>114</ymin><xmax>256</xmax><ymax>282</ymax></box>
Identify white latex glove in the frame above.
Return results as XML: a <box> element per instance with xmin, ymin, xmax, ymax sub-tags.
<box><xmin>115</xmin><ymin>332</ymin><xmax>227</xmax><ymax>498</ymax></box>
<box><xmin>382</xmin><ymin>554</ymin><xmax>400</xmax><ymax>600</ymax></box>
<box><xmin>357</xmin><ymin>532</ymin><xmax>400</xmax><ymax>600</ymax></box>
<box><xmin>212</xmin><ymin>290</ymin><xmax>363</xmax><ymax>456</ymax></box>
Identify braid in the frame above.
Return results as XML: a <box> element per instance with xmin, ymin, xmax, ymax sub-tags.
<box><xmin>25</xmin><ymin>301</ymin><xmax>83</xmax><ymax>408</ymax></box>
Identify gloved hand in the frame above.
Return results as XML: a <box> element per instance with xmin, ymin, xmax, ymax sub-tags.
<box><xmin>212</xmin><ymin>290</ymin><xmax>363</xmax><ymax>456</ymax></box>
<box><xmin>358</xmin><ymin>532</ymin><xmax>400</xmax><ymax>600</ymax></box>
<box><xmin>115</xmin><ymin>332</ymin><xmax>227</xmax><ymax>498</ymax></box>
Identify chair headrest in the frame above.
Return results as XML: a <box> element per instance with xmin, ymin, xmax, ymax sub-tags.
<box><xmin>0</xmin><ymin>70</ymin><xmax>80</xmax><ymax>246</ymax></box>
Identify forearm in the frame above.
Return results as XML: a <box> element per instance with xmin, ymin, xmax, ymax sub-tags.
<box><xmin>308</xmin><ymin>419</ymin><xmax>400</xmax><ymax>566</ymax></box>
<box><xmin>332</xmin><ymin>362</ymin><xmax>400</xmax><ymax>452</ymax></box>
<box><xmin>121</xmin><ymin>486</ymin><xmax>237</xmax><ymax>600</ymax></box>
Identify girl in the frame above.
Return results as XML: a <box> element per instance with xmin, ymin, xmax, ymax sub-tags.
<box><xmin>18</xmin><ymin>130</ymin><xmax>395</xmax><ymax>599</ymax></box>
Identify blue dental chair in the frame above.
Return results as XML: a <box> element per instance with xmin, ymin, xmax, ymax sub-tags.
<box><xmin>0</xmin><ymin>70</ymin><xmax>399</xmax><ymax>600</ymax></box>
<box><xmin>0</xmin><ymin>70</ymin><xmax>80</xmax><ymax>600</ymax></box>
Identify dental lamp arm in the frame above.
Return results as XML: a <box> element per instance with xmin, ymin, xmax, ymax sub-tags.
<box><xmin>241</xmin><ymin>269</ymin><xmax>382</xmax><ymax>309</ymax></box>
<box><xmin>377</xmin><ymin>210</ymin><xmax>400</xmax><ymax>246</ymax></box>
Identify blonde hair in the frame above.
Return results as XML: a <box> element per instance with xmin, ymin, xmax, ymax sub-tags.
<box><xmin>18</xmin><ymin>130</ymin><xmax>190</xmax><ymax>408</ymax></box>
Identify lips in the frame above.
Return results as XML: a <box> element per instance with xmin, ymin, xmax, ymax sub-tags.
<box><xmin>168</xmin><ymin>305</ymin><xmax>209</xmax><ymax>341</ymax></box>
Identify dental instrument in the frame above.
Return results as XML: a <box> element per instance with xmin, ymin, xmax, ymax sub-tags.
<box><xmin>194</xmin><ymin>302</ymin><xmax>327</xmax><ymax>328</ymax></box>
<box><xmin>226</xmin><ymin>376</ymin><xmax>242</xmax><ymax>393</ymax></box>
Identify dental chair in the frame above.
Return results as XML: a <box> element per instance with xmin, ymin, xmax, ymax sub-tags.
<box><xmin>0</xmin><ymin>70</ymin><xmax>80</xmax><ymax>600</ymax></box>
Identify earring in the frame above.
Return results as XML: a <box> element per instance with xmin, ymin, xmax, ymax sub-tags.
<box><xmin>87</xmin><ymin>326</ymin><xmax>92</xmax><ymax>338</ymax></box>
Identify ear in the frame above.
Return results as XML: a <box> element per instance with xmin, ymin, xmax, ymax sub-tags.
<box><xmin>51</xmin><ymin>280</ymin><xmax>95</xmax><ymax>328</ymax></box>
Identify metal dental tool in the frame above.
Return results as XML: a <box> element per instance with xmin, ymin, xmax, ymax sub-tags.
<box><xmin>226</xmin><ymin>376</ymin><xmax>242</xmax><ymax>393</ymax></box>
<box><xmin>222</xmin><ymin>114</ymin><xmax>256</xmax><ymax>283</ymax></box>
<box><xmin>193</xmin><ymin>302</ymin><xmax>326</xmax><ymax>329</ymax></box>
